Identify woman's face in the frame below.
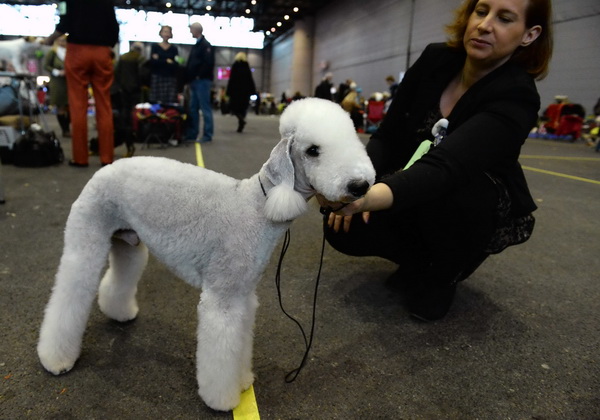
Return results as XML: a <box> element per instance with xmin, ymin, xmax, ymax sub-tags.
<box><xmin>463</xmin><ymin>0</ymin><xmax>541</xmax><ymax>69</ymax></box>
<box><xmin>160</xmin><ymin>27</ymin><xmax>173</xmax><ymax>40</ymax></box>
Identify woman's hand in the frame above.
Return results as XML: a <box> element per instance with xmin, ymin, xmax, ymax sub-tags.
<box><xmin>327</xmin><ymin>210</ymin><xmax>370</xmax><ymax>233</ymax></box>
<box><xmin>317</xmin><ymin>183</ymin><xmax>393</xmax><ymax>232</ymax></box>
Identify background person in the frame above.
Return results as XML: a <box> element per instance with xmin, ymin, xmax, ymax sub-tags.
<box><xmin>320</xmin><ymin>0</ymin><xmax>552</xmax><ymax>321</ymax></box>
<box><xmin>44</xmin><ymin>0</ymin><xmax>119</xmax><ymax>167</ymax></box>
<box><xmin>184</xmin><ymin>22</ymin><xmax>215</xmax><ymax>143</ymax></box>
<box><xmin>149</xmin><ymin>25</ymin><xmax>179</xmax><ymax>104</ymax></box>
<box><xmin>335</xmin><ymin>79</ymin><xmax>353</xmax><ymax>104</ymax></box>
<box><xmin>113</xmin><ymin>42</ymin><xmax>145</xmax><ymax>156</ymax></box>
<box><xmin>43</xmin><ymin>34</ymin><xmax>70</xmax><ymax>138</ymax></box>
<box><xmin>385</xmin><ymin>75</ymin><xmax>399</xmax><ymax>98</ymax></box>
<box><xmin>225</xmin><ymin>52</ymin><xmax>256</xmax><ymax>133</ymax></box>
<box><xmin>314</xmin><ymin>72</ymin><xmax>334</xmax><ymax>101</ymax></box>
<box><xmin>341</xmin><ymin>82</ymin><xmax>365</xmax><ymax>131</ymax></box>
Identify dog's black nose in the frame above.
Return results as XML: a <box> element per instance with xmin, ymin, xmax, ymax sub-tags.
<box><xmin>347</xmin><ymin>180</ymin><xmax>370</xmax><ymax>198</ymax></box>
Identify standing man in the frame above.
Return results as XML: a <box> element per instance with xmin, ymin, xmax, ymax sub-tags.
<box><xmin>44</xmin><ymin>0</ymin><xmax>119</xmax><ymax>167</ymax></box>
<box><xmin>185</xmin><ymin>22</ymin><xmax>215</xmax><ymax>143</ymax></box>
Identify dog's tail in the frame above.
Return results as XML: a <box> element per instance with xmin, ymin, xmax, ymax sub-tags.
<box><xmin>38</xmin><ymin>192</ymin><xmax>117</xmax><ymax>374</ymax></box>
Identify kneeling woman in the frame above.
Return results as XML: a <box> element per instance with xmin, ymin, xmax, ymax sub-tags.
<box><xmin>320</xmin><ymin>0</ymin><xmax>553</xmax><ymax>321</ymax></box>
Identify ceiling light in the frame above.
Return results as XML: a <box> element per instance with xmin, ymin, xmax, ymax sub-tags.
<box><xmin>206</xmin><ymin>5</ymin><xmax>211</xmax><ymax>10</ymax></box>
<box><xmin>245</xmin><ymin>9</ymin><xmax>251</xmax><ymax>14</ymax></box>
<box><xmin>165</xmin><ymin>2</ymin><xmax>171</xmax><ymax>7</ymax></box>
<box><xmin>251</xmin><ymin>0</ymin><xmax>257</xmax><ymax>4</ymax></box>
<box><xmin>293</xmin><ymin>7</ymin><xmax>299</xmax><ymax>12</ymax></box>
<box><xmin>276</xmin><ymin>21</ymin><xmax>282</xmax><ymax>26</ymax></box>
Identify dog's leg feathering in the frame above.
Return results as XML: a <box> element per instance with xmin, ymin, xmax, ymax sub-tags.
<box><xmin>196</xmin><ymin>288</ymin><xmax>258</xmax><ymax>411</ymax></box>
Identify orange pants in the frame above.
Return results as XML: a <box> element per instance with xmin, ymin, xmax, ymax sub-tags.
<box><xmin>65</xmin><ymin>43</ymin><xmax>114</xmax><ymax>165</ymax></box>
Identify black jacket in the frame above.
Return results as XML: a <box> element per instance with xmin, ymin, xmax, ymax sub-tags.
<box><xmin>226</xmin><ymin>60</ymin><xmax>256</xmax><ymax>113</ymax></box>
<box><xmin>114</xmin><ymin>50</ymin><xmax>145</xmax><ymax>94</ymax></box>
<box><xmin>370</xmin><ymin>43</ymin><xmax>540</xmax><ymax>217</ymax></box>
<box><xmin>185</xmin><ymin>36</ymin><xmax>215</xmax><ymax>82</ymax></box>
<box><xmin>56</xmin><ymin>0</ymin><xmax>119</xmax><ymax>47</ymax></box>
<box><xmin>149</xmin><ymin>43</ymin><xmax>179</xmax><ymax>78</ymax></box>
<box><xmin>314</xmin><ymin>80</ymin><xmax>333</xmax><ymax>100</ymax></box>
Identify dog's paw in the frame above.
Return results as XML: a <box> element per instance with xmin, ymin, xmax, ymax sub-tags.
<box><xmin>240</xmin><ymin>371</ymin><xmax>255</xmax><ymax>392</ymax></box>
<box><xmin>98</xmin><ymin>282</ymin><xmax>139</xmax><ymax>322</ymax></box>
<box><xmin>37</xmin><ymin>342</ymin><xmax>77</xmax><ymax>375</ymax></box>
<box><xmin>98</xmin><ymin>298</ymin><xmax>139</xmax><ymax>322</ymax></box>
<box><xmin>199</xmin><ymin>387</ymin><xmax>241</xmax><ymax>412</ymax></box>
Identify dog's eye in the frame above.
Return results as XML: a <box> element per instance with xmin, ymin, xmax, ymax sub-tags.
<box><xmin>306</xmin><ymin>145</ymin><xmax>320</xmax><ymax>157</ymax></box>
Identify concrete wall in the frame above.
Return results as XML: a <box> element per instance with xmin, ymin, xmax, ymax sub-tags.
<box><xmin>267</xmin><ymin>0</ymin><xmax>600</xmax><ymax>113</ymax></box>
<box><xmin>270</xmin><ymin>33</ymin><xmax>295</xmax><ymax>100</ymax></box>
<box><xmin>536</xmin><ymin>0</ymin><xmax>600</xmax><ymax>112</ymax></box>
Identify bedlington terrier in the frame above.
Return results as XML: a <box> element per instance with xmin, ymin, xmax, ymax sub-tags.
<box><xmin>37</xmin><ymin>98</ymin><xmax>375</xmax><ymax>411</ymax></box>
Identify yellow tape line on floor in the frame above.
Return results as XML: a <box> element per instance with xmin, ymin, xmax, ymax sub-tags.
<box><xmin>521</xmin><ymin>155</ymin><xmax>600</xmax><ymax>162</ymax></box>
<box><xmin>233</xmin><ymin>386</ymin><xmax>261</xmax><ymax>420</ymax></box>
<box><xmin>195</xmin><ymin>142</ymin><xmax>205</xmax><ymax>168</ymax></box>
<box><xmin>522</xmin><ymin>166</ymin><xmax>600</xmax><ymax>185</ymax></box>
<box><xmin>194</xmin><ymin>141</ymin><xmax>261</xmax><ymax>420</ymax></box>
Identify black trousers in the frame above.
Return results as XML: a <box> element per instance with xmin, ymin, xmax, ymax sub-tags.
<box><xmin>119</xmin><ymin>91</ymin><xmax>141</xmax><ymax>148</ymax></box>
<box><xmin>324</xmin><ymin>172</ymin><xmax>499</xmax><ymax>286</ymax></box>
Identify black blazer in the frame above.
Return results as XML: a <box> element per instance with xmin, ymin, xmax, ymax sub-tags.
<box><xmin>369</xmin><ymin>43</ymin><xmax>540</xmax><ymax>217</ymax></box>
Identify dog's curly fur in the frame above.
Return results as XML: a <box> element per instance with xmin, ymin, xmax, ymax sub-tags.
<box><xmin>37</xmin><ymin>98</ymin><xmax>375</xmax><ymax>411</ymax></box>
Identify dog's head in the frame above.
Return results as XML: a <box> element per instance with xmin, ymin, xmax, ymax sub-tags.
<box><xmin>261</xmin><ymin>98</ymin><xmax>375</xmax><ymax>222</ymax></box>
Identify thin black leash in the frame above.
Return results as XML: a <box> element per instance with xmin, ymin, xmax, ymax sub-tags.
<box><xmin>275</xmin><ymin>226</ymin><xmax>327</xmax><ymax>383</ymax></box>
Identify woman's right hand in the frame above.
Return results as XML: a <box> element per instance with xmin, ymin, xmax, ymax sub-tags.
<box><xmin>327</xmin><ymin>212</ymin><xmax>370</xmax><ymax>233</ymax></box>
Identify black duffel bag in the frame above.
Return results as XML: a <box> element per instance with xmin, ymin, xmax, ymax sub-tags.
<box><xmin>12</xmin><ymin>124</ymin><xmax>64</xmax><ymax>167</ymax></box>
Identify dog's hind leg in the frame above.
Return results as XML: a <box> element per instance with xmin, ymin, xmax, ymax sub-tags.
<box><xmin>195</xmin><ymin>288</ymin><xmax>259</xmax><ymax>411</ymax></box>
<box><xmin>37</xmin><ymin>221</ymin><xmax>113</xmax><ymax>375</ymax></box>
<box><xmin>98</xmin><ymin>238</ymin><xmax>148</xmax><ymax>322</ymax></box>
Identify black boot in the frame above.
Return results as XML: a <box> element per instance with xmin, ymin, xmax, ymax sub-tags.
<box><xmin>57</xmin><ymin>113</ymin><xmax>70</xmax><ymax>137</ymax></box>
<box><xmin>408</xmin><ymin>281</ymin><xmax>457</xmax><ymax>322</ymax></box>
<box><xmin>236</xmin><ymin>115</ymin><xmax>246</xmax><ymax>133</ymax></box>
<box><xmin>406</xmin><ymin>261</ymin><xmax>462</xmax><ymax>322</ymax></box>
<box><xmin>126</xmin><ymin>142</ymin><xmax>136</xmax><ymax>157</ymax></box>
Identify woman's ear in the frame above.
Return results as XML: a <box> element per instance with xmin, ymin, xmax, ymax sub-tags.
<box><xmin>521</xmin><ymin>25</ymin><xmax>542</xmax><ymax>47</ymax></box>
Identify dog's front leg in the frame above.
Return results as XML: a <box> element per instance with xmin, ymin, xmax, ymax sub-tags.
<box><xmin>196</xmin><ymin>288</ymin><xmax>258</xmax><ymax>411</ymax></box>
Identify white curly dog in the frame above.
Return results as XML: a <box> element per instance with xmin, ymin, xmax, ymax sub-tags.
<box><xmin>37</xmin><ymin>98</ymin><xmax>375</xmax><ymax>411</ymax></box>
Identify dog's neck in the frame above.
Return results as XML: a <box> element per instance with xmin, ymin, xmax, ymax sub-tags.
<box><xmin>256</xmin><ymin>170</ymin><xmax>314</xmax><ymax>201</ymax></box>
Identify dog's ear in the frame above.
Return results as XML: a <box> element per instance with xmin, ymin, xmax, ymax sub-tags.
<box><xmin>261</xmin><ymin>137</ymin><xmax>307</xmax><ymax>222</ymax></box>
